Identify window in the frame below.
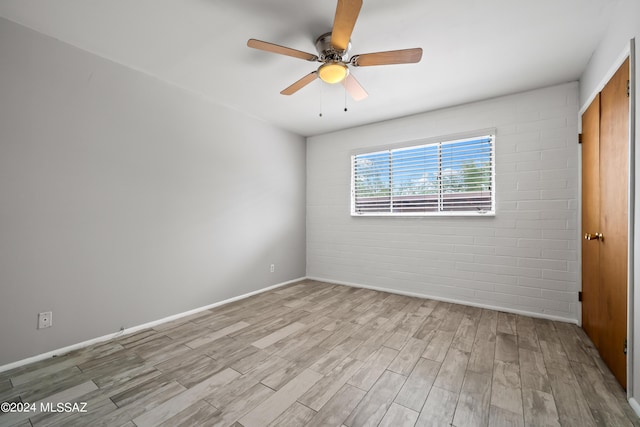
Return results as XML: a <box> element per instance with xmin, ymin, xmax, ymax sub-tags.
<box><xmin>351</xmin><ymin>134</ymin><xmax>495</xmax><ymax>216</ymax></box>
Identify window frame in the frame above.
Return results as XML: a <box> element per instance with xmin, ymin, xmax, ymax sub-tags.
<box><xmin>350</xmin><ymin>130</ymin><xmax>496</xmax><ymax>217</ymax></box>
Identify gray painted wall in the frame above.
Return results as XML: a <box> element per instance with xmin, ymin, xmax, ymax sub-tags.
<box><xmin>0</xmin><ymin>18</ymin><xmax>306</xmax><ymax>366</ymax></box>
<box><xmin>579</xmin><ymin>0</ymin><xmax>639</xmax><ymax>404</ymax></box>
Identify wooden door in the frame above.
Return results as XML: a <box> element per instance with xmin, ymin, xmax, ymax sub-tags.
<box><xmin>581</xmin><ymin>94</ymin><xmax>601</xmax><ymax>349</ymax></box>
<box><xmin>581</xmin><ymin>58</ymin><xmax>629</xmax><ymax>389</ymax></box>
<box><xmin>599</xmin><ymin>57</ymin><xmax>629</xmax><ymax>388</ymax></box>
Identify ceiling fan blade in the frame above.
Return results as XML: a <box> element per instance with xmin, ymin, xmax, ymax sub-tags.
<box><xmin>343</xmin><ymin>73</ymin><xmax>368</xmax><ymax>101</ymax></box>
<box><xmin>351</xmin><ymin>48</ymin><xmax>423</xmax><ymax>67</ymax></box>
<box><xmin>247</xmin><ymin>39</ymin><xmax>318</xmax><ymax>62</ymax></box>
<box><xmin>331</xmin><ymin>0</ymin><xmax>363</xmax><ymax>52</ymax></box>
<box><xmin>281</xmin><ymin>72</ymin><xmax>318</xmax><ymax>95</ymax></box>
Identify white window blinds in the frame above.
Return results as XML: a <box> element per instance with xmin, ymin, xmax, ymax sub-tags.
<box><xmin>351</xmin><ymin>135</ymin><xmax>494</xmax><ymax>216</ymax></box>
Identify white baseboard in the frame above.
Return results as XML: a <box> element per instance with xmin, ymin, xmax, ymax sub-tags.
<box><xmin>0</xmin><ymin>277</ymin><xmax>305</xmax><ymax>374</ymax></box>
<box><xmin>307</xmin><ymin>276</ymin><xmax>579</xmax><ymax>325</ymax></box>
<box><xmin>629</xmin><ymin>397</ymin><xmax>640</xmax><ymax>418</ymax></box>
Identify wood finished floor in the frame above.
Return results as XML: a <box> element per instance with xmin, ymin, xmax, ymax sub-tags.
<box><xmin>1</xmin><ymin>280</ymin><xmax>638</xmax><ymax>427</ymax></box>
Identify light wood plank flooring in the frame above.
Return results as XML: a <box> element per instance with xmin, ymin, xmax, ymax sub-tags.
<box><xmin>1</xmin><ymin>280</ymin><xmax>638</xmax><ymax>426</ymax></box>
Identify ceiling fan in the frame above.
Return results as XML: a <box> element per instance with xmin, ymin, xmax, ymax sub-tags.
<box><xmin>247</xmin><ymin>0</ymin><xmax>423</xmax><ymax>101</ymax></box>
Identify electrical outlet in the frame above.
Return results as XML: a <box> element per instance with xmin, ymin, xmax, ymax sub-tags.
<box><xmin>270</xmin><ymin>264</ymin><xmax>275</xmax><ymax>273</ymax></box>
<box><xmin>38</xmin><ymin>311</ymin><xmax>52</xmax><ymax>329</ymax></box>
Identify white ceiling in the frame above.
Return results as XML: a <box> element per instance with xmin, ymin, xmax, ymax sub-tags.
<box><xmin>0</xmin><ymin>0</ymin><xmax>620</xmax><ymax>136</ymax></box>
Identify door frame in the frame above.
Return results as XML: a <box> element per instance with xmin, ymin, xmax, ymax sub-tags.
<box><xmin>579</xmin><ymin>39</ymin><xmax>636</xmax><ymax>397</ymax></box>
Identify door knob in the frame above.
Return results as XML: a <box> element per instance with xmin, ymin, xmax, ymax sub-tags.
<box><xmin>584</xmin><ymin>232</ymin><xmax>604</xmax><ymax>241</ymax></box>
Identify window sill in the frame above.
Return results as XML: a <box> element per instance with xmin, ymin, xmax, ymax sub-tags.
<box><xmin>351</xmin><ymin>211</ymin><xmax>496</xmax><ymax>217</ymax></box>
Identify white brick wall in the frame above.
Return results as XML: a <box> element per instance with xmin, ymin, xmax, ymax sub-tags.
<box><xmin>307</xmin><ymin>82</ymin><xmax>580</xmax><ymax>322</ymax></box>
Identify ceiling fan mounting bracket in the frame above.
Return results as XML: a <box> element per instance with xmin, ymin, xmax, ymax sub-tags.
<box><xmin>315</xmin><ymin>32</ymin><xmax>350</xmax><ymax>63</ymax></box>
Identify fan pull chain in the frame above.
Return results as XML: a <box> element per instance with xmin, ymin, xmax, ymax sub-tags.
<box><xmin>344</xmin><ymin>86</ymin><xmax>348</xmax><ymax>112</ymax></box>
<box><xmin>319</xmin><ymin>84</ymin><xmax>323</xmax><ymax>117</ymax></box>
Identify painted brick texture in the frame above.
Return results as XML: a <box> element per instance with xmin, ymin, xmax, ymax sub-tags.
<box><xmin>306</xmin><ymin>82</ymin><xmax>579</xmax><ymax>321</ymax></box>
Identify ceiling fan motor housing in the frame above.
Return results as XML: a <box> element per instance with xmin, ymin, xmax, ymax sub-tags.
<box><xmin>315</xmin><ymin>32</ymin><xmax>350</xmax><ymax>62</ymax></box>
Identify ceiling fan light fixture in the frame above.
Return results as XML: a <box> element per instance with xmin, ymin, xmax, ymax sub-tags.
<box><xmin>318</xmin><ymin>62</ymin><xmax>349</xmax><ymax>84</ymax></box>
